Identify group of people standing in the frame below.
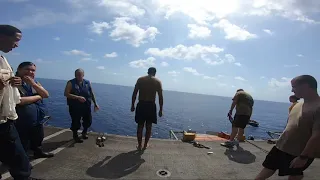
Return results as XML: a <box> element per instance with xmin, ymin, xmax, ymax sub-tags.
<box><xmin>221</xmin><ymin>75</ymin><xmax>320</xmax><ymax>180</ymax></box>
<box><xmin>0</xmin><ymin>25</ymin><xmax>101</xmax><ymax>180</ymax></box>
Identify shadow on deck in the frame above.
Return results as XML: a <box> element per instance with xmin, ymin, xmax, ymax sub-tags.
<box><xmin>1</xmin><ymin>126</ymin><xmax>319</xmax><ymax>180</ymax></box>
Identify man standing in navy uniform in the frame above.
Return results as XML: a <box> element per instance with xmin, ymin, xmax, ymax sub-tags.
<box><xmin>64</xmin><ymin>69</ymin><xmax>99</xmax><ymax>143</ymax></box>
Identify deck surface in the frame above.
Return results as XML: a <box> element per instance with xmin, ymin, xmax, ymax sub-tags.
<box><xmin>1</xmin><ymin>126</ymin><xmax>320</xmax><ymax>179</ymax></box>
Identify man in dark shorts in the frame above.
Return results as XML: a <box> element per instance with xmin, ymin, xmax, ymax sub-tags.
<box><xmin>255</xmin><ymin>75</ymin><xmax>320</xmax><ymax>180</ymax></box>
<box><xmin>221</xmin><ymin>89</ymin><xmax>254</xmax><ymax>147</ymax></box>
<box><xmin>131</xmin><ymin>67</ymin><xmax>163</xmax><ymax>150</ymax></box>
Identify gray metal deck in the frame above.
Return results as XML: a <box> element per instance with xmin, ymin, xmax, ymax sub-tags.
<box><xmin>1</xmin><ymin>126</ymin><xmax>320</xmax><ymax>179</ymax></box>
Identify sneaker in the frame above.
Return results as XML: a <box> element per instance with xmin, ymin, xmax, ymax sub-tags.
<box><xmin>221</xmin><ymin>140</ymin><xmax>239</xmax><ymax>147</ymax></box>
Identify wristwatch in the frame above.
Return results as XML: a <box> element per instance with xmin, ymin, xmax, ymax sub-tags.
<box><xmin>299</xmin><ymin>155</ymin><xmax>308</xmax><ymax>160</ymax></box>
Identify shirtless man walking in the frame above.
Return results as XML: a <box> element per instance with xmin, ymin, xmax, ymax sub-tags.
<box><xmin>131</xmin><ymin>67</ymin><xmax>163</xmax><ymax>150</ymax></box>
<box><xmin>255</xmin><ymin>75</ymin><xmax>320</xmax><ymax>180</ymax></box>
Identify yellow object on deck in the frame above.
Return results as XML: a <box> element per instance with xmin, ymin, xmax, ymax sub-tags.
<box><xmin>182</xmin><ymin>131</ymin><xmax>196</xmax><ymax>142</ymax></box>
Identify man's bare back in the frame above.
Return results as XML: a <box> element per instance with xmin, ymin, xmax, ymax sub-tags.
<box><xmin>136</xmin><ymin>75</ymin><xmax>162</xmax><ymax>102</ymax></box>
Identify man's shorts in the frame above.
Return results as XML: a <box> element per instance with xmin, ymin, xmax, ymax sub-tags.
<box><xmin>135</xmin><ymin>101</ymin><xmax>157</xmax><ymax>125</ymax></box>
<box><xmin>262</xmin><ymin>146</ymin><xmax>314</xmax><ymax>176</ymax></box>
<box><xmin>232</xmin><ymin>114</ymin><xmax>250</xmax><ymax>129</ymax></box>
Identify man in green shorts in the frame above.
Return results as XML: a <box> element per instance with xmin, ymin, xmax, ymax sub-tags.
<box><xmin>221</xmin><ymin>89</ymin><xmax>254</xmax><ymax>147</ymax></box>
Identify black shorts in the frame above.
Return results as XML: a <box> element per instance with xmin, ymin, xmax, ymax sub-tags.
<box><xmin>135</xmin><ymin>101</ymin><xmax>157</xmax><ymax>125</ymax></box>
<box><xmin>232</xmin><ymin>114</ymin><xmax>250</xmax><ymax>129</ymax></box>
<box><xmin>262</xmin><ymin>146</ymin><xmax>314</xmax><ymax>176</ymax></box>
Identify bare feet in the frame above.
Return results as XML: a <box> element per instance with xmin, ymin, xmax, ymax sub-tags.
<box><xmin>136</xmin><ymin>145</ymin><xmax>142</xmax><ymax>151</ymax></box>
<box><xmin>142</xmin><ymin>144</ymin><xmax>149</xmax><ymax>150</ymax></box>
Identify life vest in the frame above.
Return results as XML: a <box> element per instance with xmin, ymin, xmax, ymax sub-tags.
<box><xmin>16</xmin><ymin>80</ymin><xmax>47</xmax><ymax>126</ymax></box>
<box><xmin>67</xmin><ymin>78</ymin><xmax>92</xmax><ymax>109</ymax></box>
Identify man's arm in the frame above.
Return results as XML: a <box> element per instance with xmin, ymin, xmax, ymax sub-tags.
<box><xmin>229</xmin><ymin>93</ymin><xmax>239</xmax><ymax>113</ymax></box>
<box><xmin>131</xmin><ymin>79</ymin><xmax>139</xmax><ymax>107</ymax></box>
<box><xmin>19</xmin><ymin>95</ymin><xmax>42</xmax><ymax>105</ymax></box>
<box><xmin>89</xmin><ymin>82</ymin><xmax>98</xmax><ymax>107</ymax></box>
<box><xmin>32</xmin><ymin>82</ymin><xmax>49</xmax><ymax>98</ymax></box>
<box><xmin>64</xmin><ymin>81</ymin><xmax>80</xmax><ymax>100</ymax></box>
<box><xmin>158</xmin><ymin>81</ymin><xmax>163</xmax><ymax>112</ymax></box>
<box><xmin>300</xmin><ymin>109</ymin><xmax>320</xmax><ymax>158</ymax></box>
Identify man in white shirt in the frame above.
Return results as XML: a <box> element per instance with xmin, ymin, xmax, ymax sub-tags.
<box><xmin>0</xmin><ymin>25</ymin><xmax>31</xmax><ymax>180</ymax></box>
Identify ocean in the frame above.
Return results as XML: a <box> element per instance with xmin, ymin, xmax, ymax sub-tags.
<box><xmin>39</xmin><ymin>78</ymin><xmax>289</xmax><ymax>140</ymax></box>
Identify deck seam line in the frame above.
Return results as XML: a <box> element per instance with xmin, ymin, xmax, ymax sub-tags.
<box><xmin>2</xmin><ymin>129</ymin><xmax>71</xmax><ymax>179</ymax></box>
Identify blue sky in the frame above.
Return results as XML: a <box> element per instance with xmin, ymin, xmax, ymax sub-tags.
<box><xmin>1</xmin><ymin>0</ymin><xmax>320</xmax><ymax>102</ymax></box>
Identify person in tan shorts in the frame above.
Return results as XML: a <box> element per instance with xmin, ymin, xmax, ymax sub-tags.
<box><xmin>255</xmin><ymin>75</ymin><xmax>320</xmax><ymax>180</ymax></box>
<box><xmin>131</xmin><ymin>67</ymin><xmax>163</xmax><ymax>150</ymax></box>
<box><xmin>221</xmin><ymin>89</ymin><xmax>254</xmax><ymax>147</ymax></box>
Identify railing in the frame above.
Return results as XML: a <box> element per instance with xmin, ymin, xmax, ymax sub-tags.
<box><xmin>169</xmin><ymin>130</ymin><xmax>181</xmax><ymax>140</ymax></box>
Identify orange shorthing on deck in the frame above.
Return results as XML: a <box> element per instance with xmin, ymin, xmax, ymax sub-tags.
<box><xmin>195</xmin><ymin>134</ymin><xmax>228</xmax><ymax>142</ymax></box>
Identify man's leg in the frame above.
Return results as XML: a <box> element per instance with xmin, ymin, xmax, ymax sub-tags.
<box><xmin>81</xmin><ymin>109</ymin><xmax>92</xmax><ymax>139</ymax></box>
<box><xmin>30</xmin><ymin>124</ymin><xmax>54</xmax><ymax>158</ymax></box>
<box><xmin>143</xmin><ymin>122</ymin><xmax>152</xmax><ymax>149</ymax></box>
<box><xmin>69</xmin><ymin>107</ymin><xmax>83</xmax><ymax>143</ymax></box>
<box><xmin>255</xmin><ymin>168</ymin><xmax>276</xmax><ymax>180</ymax></box>
<box><xmin>0</xmin><ymin>122</ymin><xmax>31</xmax><ymax>180</ymax></box>
<box><xmin>137</xmin><ymin>123</ymin><xmax>144</xmax><ymax>150</ymax></box>
<box><xmin>288</xmin><ymin>175</ymin><xmax>303</xmax><ymax>180</ymax></box>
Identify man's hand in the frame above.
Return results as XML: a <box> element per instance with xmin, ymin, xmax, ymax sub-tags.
<box><xmin>131</xmin><ymin>105</ymin><xmax>135</xmax><ymax>112</ymax></box>
<box><xmin>10</xmin><ymin>76</ymin><xmax>22</xmax><ymax>86</ymax></box>
<box><xmin>94</xmin><ymin>104</ymin><xmax>100</xmax><ymax>112</ymax></box>
<box><xmin>0</xmin><ymin>77</ymin><xmax>7</xmax><ymax>90</ymax></box>
<box><xmin>158</xmin><ymin>110</ymin><xmax>163</xmax><ymax>117</ymax></box>
<box><xmin>290</xmin><ymin>157</ymin><xmax>308</xmax><ymax>168</ymax></box>
<box><xmin>77</xmin><ymin>96</ymin><xmax>86</xmax><ymax>103</ymax></box>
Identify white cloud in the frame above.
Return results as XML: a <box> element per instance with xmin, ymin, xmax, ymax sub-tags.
<box><xmin>225</xmin><ymin>54</ymin><xmax>235</xmax><ymax>63</ymax></box>
<box><xmin>235</xmin><ymin>76</ymin><xmax>247</xmax><ymax>81</ymax></box>
<box><xmin>110</xmin><ymin>17</ymin><xmax>159</xmax><ymax>47</ymax></box>
<box><xmin>96</xmin><ymin>66</ymin><xmax>105</xmax><ymax>70</ymax></box>
<box><xmin>183</xmin><ymin>67</ymin><xmax>203</xmax><ymax>76</ymax></box>
<box><xmin>34</xmin><ymin>58</ymin><xmax>52</xmax><ymax>63</ymax></box>
<box><xmin>297</xmin><ymin>54</ymin><xmax>304</xmax><ymax>57</ymax></box>
<box><xmin>260</xmin><ymin>76</ymin><xmax>266</xmax><ymax>79</ymax></box>
<box><xmin>187</xmin><ymin>24</ymin><xmax>211</xmax><ymax>39</ymax></box>
<box><xmin>213</xmin><ymin>19</ymin><xmax>257</xmax><ymax>41</ymax></box>
<box><xmin>161</xmin><ymin>62</ymin><xmax>169</xmax><ymax>67</ymax></box>
<box><xmin>155</xmin><ymin>0</ymin><xmax>239</xmax><ymax>25</ymax></box>
<box><xmin>80</xmin><ymin>57</ymin><xmax>98</xmax><ymax>62</ymax></box>
<box><xmin>53</xmin><ymin>37</ymin><xmax>60</xmax><ymax>41</ymax></box>
<box><xmin>168</xmin><ymin>71</ymin><xmax>180</xmax><ymax>77</ymax></box>
<box><xmin>104</xmin><ymin>52</ymin><xmax>118</xmax><ymax>58</ymax></box>
<box><xmin>89</xmin><ymin>21</ymin><xmax>111</xmax><ymax>35</ymax></box>
<box><xmin>263</xmin><ymin>29</ymin><xmax>274</xmax><ymax>35</ymax></box>
<box><xmin>284</xmin><ymin>64</ymin><xmax>299</xmax><ymax>68</ymax></box>
<box><xmin>129</xmin><ymin>57</ymin><xmax>156</xmax><ymax>68</ymax></box>
<box><xmin>268</xmin><ymin>77</ymin><xmax>292</xmax><ymax>88</ymax></box>
<box><xmin>63</xmin><ymin>49</ymin><xmax>91</xmax><ymax>56</ymax></box>
<box><xmin>9</xmin><ymin>0</ymin><xmax>320</xmax><ymax>30</ymax></box>
<box><xmin>216</xmin><ymin>82</ymin><xmax>227</xmax><ymax>87</ymax></box>
<box><xmin>98</xmin><ymin>0</ymin><xmax>146</xmax><ymax>17</ymax></box>
<box><xmin>234</xmin><ymin>62</ymin><xmax>242</xmax><ymax>66</ymax></box>
<box><xmin>203</xmin><ymin>76</ymin><xmax>217</xmax><ymax>80</ymax></box>
<box><xmin>145</xmin><ymin>44</ymin><xmax>224</xmax><ymax>61</ymax></box>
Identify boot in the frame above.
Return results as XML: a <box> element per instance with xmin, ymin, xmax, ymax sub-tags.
<box><xmin>82</xmin><ymin>128</ymin><xmax>88</xmax><ymax>139</ymax></box>
<box><xmin>73</xmin><ymin>131</ymin><xmax>83</xmax><ymax>143</ymax></box>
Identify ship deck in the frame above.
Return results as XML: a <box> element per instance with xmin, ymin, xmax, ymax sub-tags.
<box><xmin>1</xmin><ymin>126</ymin><xmax>319</xmax><ymax>179</ymax></box>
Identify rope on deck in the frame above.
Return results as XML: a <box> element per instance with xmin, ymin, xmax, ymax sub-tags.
<box><xmin>245</xmin><ymin>140</ymin><xmax>270</xmax><ymax>154</ymax></box>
